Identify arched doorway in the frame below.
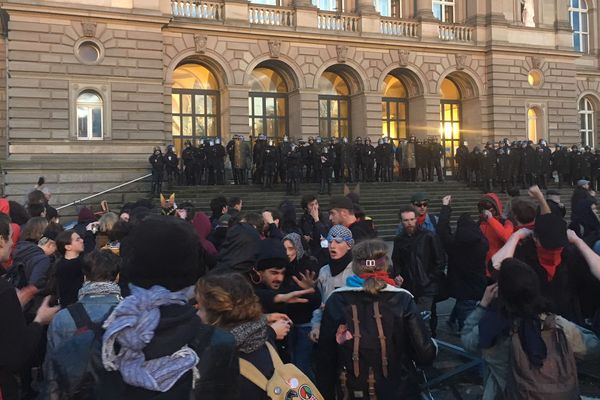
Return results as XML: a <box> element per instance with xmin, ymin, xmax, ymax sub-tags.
<box><xmin>382</xmin><ymin>75</ymin><xmax>407</xmax><ymax>142</ymax></box>
<box><xmin>440</xmin><ymin>78</ymin><xmax>461</xmax><ymax>170</ymax></box>
<box><xmin>318</xmin><ymin>71</ymin><xmax>350</xmax><ymax>138</ymax></box>
<box><xmin>172</xmin><ymin>63</ymin><xmax>220</xmax><ymax>154</ymax></box>
<box><xmin>248</xmin><ymin>66</ymin><xmax>289</xmax><ymax>140</ymax></box>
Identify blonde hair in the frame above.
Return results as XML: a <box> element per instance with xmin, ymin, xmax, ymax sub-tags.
<box><xmin>98</xmin><ymin>212</ymin><xmax>119</xmax><ymax>233</ymax></box>
<box><xmin>351</xmin><ymin>239</ymin><xmax>391</xmax><ymax>295</ymax></box>
<box><xmin>21</xmin><ymin>217</ymin><xmax>48</xmax><ymax>241</ymax></box>
<box><xmin>195</xmin><ymin>273</ymin><xmax>263</xmax><ymax>329</ymax></box>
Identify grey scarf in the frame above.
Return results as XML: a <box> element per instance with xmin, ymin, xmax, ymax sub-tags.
<box><xmin>229</xmin><ymin>317</ymin><xmax>268</xmax><ymax>354</ymax></box>
<box><xmin>78</xmin><ymin>281</ymin><xmax>122</xmax><ymax>301</ymax></box>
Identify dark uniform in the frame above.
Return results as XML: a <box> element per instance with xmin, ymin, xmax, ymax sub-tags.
<box><xmin>163</xmin><ymin>145</ymin><xmax>179</xmax><ymax>184</ymax></box>
<box><xmin>253</xmin><ymin>135</ymin><xmax>267</xmax><ymax>184</ymax></box>
<box><xmin>182</xmin><ymin>141</ymin><xmax>196</xmax><ymax>185</ymax></box>
<box><xmin>582</xmin><ymin>147</ymin><xmax>594</xmax><ymax>181</ymax></box>
<box><xmin>353</xmin><ymin>137</ymin><xmax>363</xmax><ymax>181</ymax></box>
<box><xmin>149</xmin><ymin>147</ymin><xmax>164</xmax><ymax>195</ymax></box>
<box><xmin>319</xmin><ymin>146</ymin><xmax>334</xmax><ymax>195</ymax></box>
<box><xmin>508</xmin><ymin>142</ymin><xmax>523</xmax><ymax>188</ymax></box>
<box><xmin>194</xmin><ymin>142</ymin><xmax>207</xmax><ymax>185</ymax></box>
<box><xmin>415</xmin><ymin>140</ymin><xmax>428</xmax><ymax>181</ymax></box>
<box><xmin>552</xmin><ymin>145</ymin><xmax>569</xmax><ymax>188</ymax></box>
<box><xmin>214</xmin><ymin>138</ymin><xmax>226</xmax><ymax>185</ymax></box>
<box><xmin>536</xmin><ymin>141</ymin><xmax>552</xmax><ymax>189</ymax></box>
<box><xmin>522</xmin><ymin>142</ymin><xmax>536</xmax><ymax>188</ymax></box>
<box><xmin>277</xmin><ymin>137</ymin><xmax>292</xmax><ymax>184</ymax></box>
<box><xmin>285</xmin><ymin>144</ymin><xmax>302</xmax><ymax>195</ymax></box>
<box><xmin>340</xmin><ymin>137</ymin><xmax>354</xmax><ymax>183</ymax></box>
<box><xmin>375</xmin><ymin>139</ymin><xmax>386</xmax><ymax>182</ymax></box>
<box><xmin>226</xmin><ymin>138</ymin><xmax>237</xmax><ymax>184</ymax></box>
<box><xmin>311</xmin><ymin>137</ymin><xmax>324</xmax><ymax>183</ymax></box>
<box><xmin>263</xmin><ymin>140</ymin><xmax>278</xmax><ymax>189</ymax></box>
<box><xmin>429</xmin><ymin>139</ymin><xmax>444</xmax><ymax>182</ymax></box>
<box><xmin>469</xmin><ymin>147</ymin><xmax>482</xmax><ymax>187</ymax></box>
<box><xmin>481</xmin><ymin>147</ymin><xmax>496</xmax><ymax>193</ymax></box>
<box><xmin>456</xmin><ymin>143</ymin><xmax>471</xmax><ymax>183</ymax></box>
<box><xmin>382</xmin><ymin>137</ymin><xmax>394</xmax><ymax>182</ymax></box>
<box><xmin>362</xmin><ymin>138</ymin><xmax>375</xmax><ymax>182</ymax></box>
<box><xmin>303</xmin><ymin>137</ymin><xmax>314</xmax><ymax>182</ymax></box>
<box><xmin>496</xmin><ymin>148</ymin><xmax>510</xmax><ymax>192</ymax></box>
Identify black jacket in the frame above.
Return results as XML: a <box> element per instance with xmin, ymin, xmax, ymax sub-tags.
<box><xmin>212</xmin><ymin>223</ymin><xmax>261</xmax><ymax>274</ymax></box>
<box><xmin>97</xmin><ymin>304</ymin><xmax>239</xmax><ymax>400</ymax></box>
<box><xmin>316</xmin><ymin>287</ymin><xmax>437</xmax><ymax>400</ymax></box>
<box><xmin>391</xmin><ymin>229</ymin><xmax>445</xmax><ymax>297</ymax></box>
<box><xmin>12</xmin><ymin>240</ymin><xmax>51</xmax><ymax>289</ymax></box>
<box><xmin>437</xmin><ymin>206</ymin><xmax>488</xmax><ymax>300</ymax></box>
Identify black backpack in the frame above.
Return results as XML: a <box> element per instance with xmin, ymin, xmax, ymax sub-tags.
<box><xmin>47</xmin><ymin>303</ymin><xmax>114</xmax><ymax>400</ymax></box>
<box><xmin>336</xmin><ymin>298</ymin><xmax>398</xmax><ymax>399</ymax></box>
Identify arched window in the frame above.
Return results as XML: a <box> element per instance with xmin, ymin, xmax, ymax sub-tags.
<box><xmin>569</xmin><ymin>0</ymin><xmax>589</xmax><ymax>53</ymax></box>
<box><xmin>248</xmin><ymin>67</ymin><xmax>288</xmax><ymax>140</ymax></box>
<box><xmin>440</xmin><ymin>78</ymin><xmax>461</xmax><ymax>170</ymax></box>
<box><xmin>432</xmin><ymin>0</ymin><xmax>454</xmax><ymax>23</ymax></box>
<box><xmin>382</xmin><ymin>75</ymin><xmax>407</xmax><ymax>141</ymax></box>
<box><xmin>319</xmin><ymin>72</ymin><xmax>350</xmax><ymax>138</ymax></box>
<box><xmin>172</xmin><ymin>63</ymin><xmax>220</xmax><ymax>154</ymax></box>
<box><xmin>77</xmin><ymin>90</ymin><xmax>103</xmax><ymax>139</ymax></box>
<box><xmin>579</xmin><ymin>97</ymin><xmax>594</xmax><ymax>146</ymax></box>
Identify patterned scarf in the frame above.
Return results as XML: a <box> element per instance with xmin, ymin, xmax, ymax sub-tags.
<box><xmin>78</xmin><ymin>281</ymin><xmax>122</xmax><ymax>301</ymax></box>
<box><xmin>229</xmin><ymin>317</ymin><xmax>268</xmax><ymax>354</ymax></box>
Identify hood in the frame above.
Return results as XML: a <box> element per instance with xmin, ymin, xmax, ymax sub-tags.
<box><xmin>192</xmin><ymin>212</ymin><xmax>211</xmax><ymax>240</ymax></box>
<box><xmin>213</xmin><ymin>223</ymin><xmax>260</xmax><ymax>274</ymax></box>
<box><xmin>481</xmin><ymin>193</ymin><xmax>503</xmax><ymax>216</ymax></box>
<box><xmin>283</xmin><ymin>232</ymin><xmax>305</xmax><ymax>260</ymax></box>
<box><xmin>0</xmin><ymin>199</ymin><xmax>9</xmax><ymax>215</ymax></box>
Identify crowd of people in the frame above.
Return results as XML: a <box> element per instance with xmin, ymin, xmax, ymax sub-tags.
<box><xmin>2</xmin><ymin>170</ymin><xmax>600</xmax><ymax>399</ymax></box>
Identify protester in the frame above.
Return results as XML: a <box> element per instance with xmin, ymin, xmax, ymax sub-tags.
<box><xmin>571</xmin><ymin>179</ymin><xmax>595</xmax><ymax>218</ymax></box>
<box><xmin>299</xmin><ymin>194</ymin><xmax>330</xmax><ymax>264</ymax></box>
<box><xmin>438</xmin><ymin>195</ymin><xmax>488</xmax><ymax>331</ymax></box>
<box><xmin>0</xmin><ymin>214</ymin><xmax>59</xmax><ymax>400</ymax></box>
<box><xmin>477</xmin><ymin>193</ymin><xmax>513</xmax><ymax>268</ymax></box>
<box><xmin>395</xmin><ymin>192</ymin><xmax>438</xmax><ymax>235</ymax></box>
<box><xmin>317</xmin><ymin>239</ymin><xmax>437</xmax><ymax>399</ymax></box>
<box><xmin>99</xmin><ymin>216</ymin><xmax>238</xmax><ymax>398</ymax></box>
<box><xmin>462</xmin><ymin>258</ymin><xmax>600</xmax><ymax>400</ymax></box>
<box><xmin>95</xmin><ymin>212</ymin><xmax>119</xmax><ymax>249</ymax></box>
<box><xmin>392</xmin><ymin>206</ymin><xmax>445</xmax><ymax>336</ymax></box>
<box><xmin>329</xmin><ymin>196</ymin><xmax>376</xmax><ymax>242</ymax></box>
<box><xmin>53</xmin><ymin>230</ymin><xmax>86</xmax><ymax>308</ymax></box>
<box><xmin>12</xmin><ymin>217</ymin><xmax>55</xmax><ymax>289</ymax></box>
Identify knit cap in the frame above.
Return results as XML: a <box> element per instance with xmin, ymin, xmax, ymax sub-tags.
<box><xmin>255</xmin><ymin>238</ymin><xmax>289</xmax><ymax>271</ymax></box>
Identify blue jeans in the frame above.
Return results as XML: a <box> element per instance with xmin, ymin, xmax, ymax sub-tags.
<box><xmin>449</xmin><ymin>299</ymin><xmax>477</xmax><ymax>330</ymax></box>
<box><xmin>288</xmin><ymin>325</ymin><xmax>314</xmax><ymax>381</ymax></box>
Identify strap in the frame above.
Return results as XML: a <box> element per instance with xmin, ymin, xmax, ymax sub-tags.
<box><xmin>367</xmin><ymin>367</ymin><xmax>377</xmax><ymax>400</ymax></box>
<box><xmin>265</xmin><ymin>342</ymin><xmax>285</xmax><ymax>370</ymax></box>
<box><xmin>67</xmin><ymin>302</ymin><xmax>93</xmax><ymax>330</ymax></box>
<box><xmin>351</xmin><ymin>304</ymin><xmax>361</xmax><ymax>379</ymax></box>
<box><xmin>373</xmin><ymin>301</ymin><xmax>389</xmax><ymax>378</ymax></box>
<box><xmin>339</xmin><ymin>370</ymin><xmax>349</xmax><ymax>400</ymax></box>
<box><xmin>239</xmin><ymin>359</ymin><xmax>269</xmax><ymax>391</ymax></box>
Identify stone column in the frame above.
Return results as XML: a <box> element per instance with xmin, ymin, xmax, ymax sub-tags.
<box><xmin>224</xmin><ymin>0</ymin><xmax>250</xmax><ymax>26</ymax></box>
<box><xmin>294</xmin><ymin>0</ymin><xmax>319</xmax><ymax>30</ymax></box>
<box><xmin>409</xmin><ymin>94</ymin><xmax>440</xmax><ymax>139</ymax></box>
<box><xmin>293</xmin><ymin>89</ymin><xmax>320</xmax><ymax>138</ymax></box>
<box><xmin>221</xmin><ymin>85</ymin><xmax>250</xmax><ymax>141</ymax></box>
<box><xmin>415</xmin><ymin>0</ymin><xmax>435</xmax><ymax>20</ymax></box>
<box><xmin>359</xmin><ymin>92</ymin><xmax>382</xmax><ymax>140</ymax></box>
<box><xmin>554</xmin><ymin>0</ymin><xmax>573</xmax><ymax>50</ymax></box>
<box><xmin>357</xmin><ymin>0</ymin><xmax>380</xmax><ymax>34</ymax></box>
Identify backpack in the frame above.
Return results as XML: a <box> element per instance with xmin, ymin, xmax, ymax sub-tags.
<box><xmin>505</xmin><ymin>314</ymin><xmax>580</xmax><ymax>400</ymax></box>
<box><xmin>48</xmin><ymin>303</ymin><xmax>114</xmax><ymax>400</ymax></box>
<box><xmin>239</xmin><ymin>342</ymin><xmax>323</xmax><ymax>400</ymax></box>
<box><xmin>336</xmin><ymin>300</ymin><xmax>397</xmax><ymax>400</ymax></box>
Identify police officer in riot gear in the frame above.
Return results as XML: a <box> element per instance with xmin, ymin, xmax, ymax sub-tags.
<box><xmin>214</xmin><ymin>138</ymin><xmax>226</xmax><ymax>185</ymax></box>
<box><xmin>164</xmin><ymin>144</ymin><xmax>179</xmax><ymax>184</ymax></box>
<box><xmin>195</xmin><ymin>140</ymin><xmax>207</xmax><ymax>185</ymax></box>
<box><xmin>278</xmin><ymin>135</ymin><xmax>292</xmax><ymax>184</ymax></box>
<box><xmin>285</xmin><ymin>143</ymin><xmax>302</xmax><ymax>195</ymax></box>
<box><xmin>263</xmin><ymin>139</ymin><xmax>278</xmax><ymax>189</ymax></box>
<box><xmin>253</xmin><ymin>134</ymin><xmax>267</xmax><ymax>184</ymax></box>
<box><xmin>319</xmin><ymin>145</ymin><xmax>334</xmax><ymax>195</ymax></box>
<box><xmin>149</xmin><ymin>146</ymin><xmax>165</xmax><ymax>195</ymax></box>
<box><xmin>182</xmin><ymin>140</ymin><xmax>196</xmax><ymax>185</ymax></box>
<box><xmin>375</xmin><ymin>138</ymin><xmax>386</xmax><ymax>182</ymax></box>
<box><xmin>353</xmin><ymin>137</ymin><xmax>364</xmax><ymax>181</ymax></box>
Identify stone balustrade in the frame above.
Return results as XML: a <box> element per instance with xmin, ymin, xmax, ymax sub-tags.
<box><xmin>248</xmin><ymin>5</ymin><xmax>294</xmax><ymax>27</ymax></box>
<box><xmin>438</xmin><ymin>24</ymin><xmax>474</xmax><ymax>42</ymax></box>
<box><xmin>317</xmin><ymin>12</ymin><xmax>359</xmax><ymax>32</ymax></box>
<box><xmin>171</xmin><ymin>0</ymin><xmax>224</xmax><ymax>20</ymax></box>
<box><xmin>380</xmin><ymin>18</ymin><xmax>419</xmax><ymax>38</ymax></box>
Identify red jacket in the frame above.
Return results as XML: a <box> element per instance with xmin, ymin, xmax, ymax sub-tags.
<box><xmin>479</xmin><ymin>193</ymin><xmax>514</xmax><ymax>274</ymax></box>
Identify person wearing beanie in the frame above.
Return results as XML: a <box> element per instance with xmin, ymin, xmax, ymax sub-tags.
<box><xmin>329</xmin><ymin>196</ymin><xmax>376</xmax><ymax>243</ymax></box>
<box><xmin>316</xmin><ymin>239</ymin><xmax>436</xmax><ymax>400</ymax></box>
<box><xmin>97</xmin><ymin>216</ymin><xmax>239</xmax><ymax>399</ymax></box>
<box><xmin>310</xmin><ymin>225</ymin><xmax>355</xmax><ymax>343</ymax></box>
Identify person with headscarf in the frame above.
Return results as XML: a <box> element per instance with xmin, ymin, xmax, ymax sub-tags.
<box><xmin>437</xmin><ymin>195</ymin><xmax>489</xmax><ymax>331</ymax></box>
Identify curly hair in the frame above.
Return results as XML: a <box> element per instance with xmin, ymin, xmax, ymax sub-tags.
<box><xmin>195</xmin><ymin>273</ymin><xmax>262</xmax><ymax>329</ymax></box>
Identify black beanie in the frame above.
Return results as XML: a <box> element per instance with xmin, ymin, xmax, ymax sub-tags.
<box><xmin>255</xmin><ymin>239</ymin><xmax>288</xmax><ymax>271</ymax></box>
<box><xmin>534</xmin><ymin>213</ymin><xmax>568</xmax><ymax>249</ymax></box>
<box><xmin>121</xmin><ymin>216</ymin><xmax>200</xmax><ymax>291</ymax></box>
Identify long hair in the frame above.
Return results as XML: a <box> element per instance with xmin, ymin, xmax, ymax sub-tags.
<box><xmin>497</xmin><ymin>258</ymin><xmax>550</xmax><ymax>319</ymax></box>
<box><xmin>351</xmin><ymin>239</ymin><xmax>391</xmax><ymax>295</ymax></box>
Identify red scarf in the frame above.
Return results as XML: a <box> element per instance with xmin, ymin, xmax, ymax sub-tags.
<box><xmin>417</xmin><ymin>214</ymin><xmax>426</xmax><ymax>226</ymax></box>
<box><xmin>360</xmin><ymin>272</ymin><xmax>396</xmax><ymax>286</ymax></box>
<box><xmin>536</xmin><ymin>246</ymin><xmax>563</xmax><ymax>281</ymax></box>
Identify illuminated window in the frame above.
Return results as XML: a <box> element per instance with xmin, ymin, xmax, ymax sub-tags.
<box><xmin>569</xmin><ymin>0</ymin><xmax>589</xmax><ymax>53</ymax></box>
<box><xmin>319</xmin><ymin>72</ymin><xmax>350</xmax><ymax>138</ymax></box>
<box><xmin>375</xmin><ymin>0</ymin><xmax>401</xmax><ymax>17</ymax></box>
<box><xmin>527</xmin><ymin>107</ymin><xmax>539</xmax><ymax>143</ymax></box>
<box><xmin>77</xmin><ymin>91</ymin><xmax>103</xmax><ymax>140</ymax></box>
<box><xmin>528</xmin><ymin>70</ymin><xmax>543</xmax><ymax>88</ymax></box>
<box><xmin>382</xmin><ymin>75</ymin><xmax>407</xmax><ymax>142</ymax></box>
<box><xmin>248</xmin><ymin>67</ymin><xmax>288</xmax><ymax>140</ymax></box>
<box><xmin>579</xmin><ymin>97</ymin><xmax>594</xmax><ymax>146</ymax></box>
<box><xmin>172</xmin><ymin>64</ymin><xmax>220</xmax><ymax>154</ymax></box>
<box><xmin>439</xmin><ymin>78</ymin><xmax>461</xmax><ymax>170</ymax></box>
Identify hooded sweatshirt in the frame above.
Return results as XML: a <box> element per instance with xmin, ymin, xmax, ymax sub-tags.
<box><xmin>478</xmin><ymin>193</ymin><xmax>514</xmax><ymax>270</ymax></box>
<box><xmin>192</xmin><ymin>212</ymin><xmax>218</xmax><ymax>257</ymax></box>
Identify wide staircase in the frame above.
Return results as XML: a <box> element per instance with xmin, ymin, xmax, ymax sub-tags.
<box><xmin>166</xmin><ymin>180</ymin><xmax>560</xmax><ymax>240</ymax></box>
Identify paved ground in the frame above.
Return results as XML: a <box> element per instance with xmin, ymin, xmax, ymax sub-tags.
<box><xmin>427</xmin><ymin>299</ymin><xmax>600</xmax><ymax>399</ymax></box>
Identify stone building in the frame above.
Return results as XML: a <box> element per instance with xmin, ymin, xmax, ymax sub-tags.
<box><xmin>0</xmin><ymin>0</ymin><xmax>597</xmax><ymax>205</ymax></box>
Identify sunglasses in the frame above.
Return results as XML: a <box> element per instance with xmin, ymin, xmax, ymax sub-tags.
<box><xmin>413</xmin><ymin>202</ymin><xmax>428</xmax><ymax>207</ymax></box>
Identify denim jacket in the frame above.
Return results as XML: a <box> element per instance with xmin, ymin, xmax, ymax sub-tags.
<box><xmin>43</xmin><ymin>294</ymin><xmax>121</xmax><ymax>397</ymax></box>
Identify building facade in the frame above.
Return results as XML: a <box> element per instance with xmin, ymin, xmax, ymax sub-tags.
<box><xmin>0</xmin><ymin>0</ymin><xmax>597</xmax><ymax>205</ymax></box>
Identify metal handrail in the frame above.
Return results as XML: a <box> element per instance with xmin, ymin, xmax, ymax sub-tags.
<box><xmin>56</xmin><ymin>173</ymin><xmax>152</xmax><ymax>211</ymax></box>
